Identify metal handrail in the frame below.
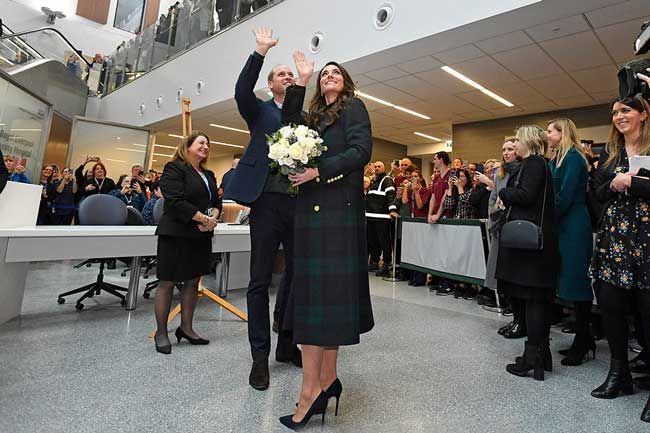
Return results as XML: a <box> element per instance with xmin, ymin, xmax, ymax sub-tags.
<box><xmin>0</xmin><ymin>26</ymin><xmax>92</xmax><ymax>67</ymax></box>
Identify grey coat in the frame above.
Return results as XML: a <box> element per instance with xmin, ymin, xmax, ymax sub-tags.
<box><xmin>484</xmin><ymin>171</ymin><xmax>510</xmax><ymax>289</ymax></box>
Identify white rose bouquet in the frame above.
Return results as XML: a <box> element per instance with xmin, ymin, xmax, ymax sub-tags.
<box><xmin>267</xmin><ymin>124</ymin><xmax>327</xmax><ymax>194</ymax></box>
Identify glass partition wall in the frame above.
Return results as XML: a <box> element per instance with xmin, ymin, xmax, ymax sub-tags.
<box><xmin>67</xmin><ymin>117</ymin><xmax>152</xmax><ymax>186</ymax></box>
<box><xmin>0</xmin><ymin>73</ymin><xmax>53</xmax><ymax>183</ymax></box>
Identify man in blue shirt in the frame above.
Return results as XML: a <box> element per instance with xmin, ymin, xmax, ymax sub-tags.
<box><xmin>3</xmin><ymin>155</ymin><xmax>30</xmax><ymax>183</ymax></box>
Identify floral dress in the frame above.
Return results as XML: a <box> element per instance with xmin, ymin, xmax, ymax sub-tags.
<box><xmin>590</xmin><ymin>156</ymin><xmax>650</xmax><ymax>290</ymax></box>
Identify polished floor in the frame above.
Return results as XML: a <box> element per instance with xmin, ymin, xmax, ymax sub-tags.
<box><xmin>0</xmin><ymin>261</ymin><xmax>647</xmax><ymax>433</ymax></box>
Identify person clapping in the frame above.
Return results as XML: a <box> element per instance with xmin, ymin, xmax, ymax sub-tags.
<box><xmin>109</xmin><ymin>176</ymin><xmax>147</xmax><ymax>212</ymax></box>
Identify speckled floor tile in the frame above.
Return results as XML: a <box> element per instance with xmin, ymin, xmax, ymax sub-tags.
<box><xmin>0</xmin><ymin>261</ymin><xmax>647</xmax><ymax>433</ymax></box>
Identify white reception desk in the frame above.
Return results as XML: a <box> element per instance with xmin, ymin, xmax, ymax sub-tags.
<box><xmin>0</xmin><ymin>225</ymin><xmax>251</xmax><ymax>325</ymax></box>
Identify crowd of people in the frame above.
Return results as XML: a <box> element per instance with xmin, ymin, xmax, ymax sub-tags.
<box><xmin>361</xmin><ymin>97</ymin><xmax>650</xmax><ymax>422</ymax></box>
<box><xmin>1</xmin><ymin>154</ymin><xmax>164</xmax><ymax>226</ymax></box>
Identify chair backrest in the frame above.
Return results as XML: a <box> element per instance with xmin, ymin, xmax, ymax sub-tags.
<box><xmin>78</xmin><ymin>194</ymin><xmax>128</xmax><ymax>225</ymax></box>
<box><xmin>153</xmin><ymin>197</ymin><xmax>165</xmax><ymax>224</ymax></box>
<box><xmin>126</xmin><ymin>206</ymin><xmax>145</xmax><ymax>225</ymax></box>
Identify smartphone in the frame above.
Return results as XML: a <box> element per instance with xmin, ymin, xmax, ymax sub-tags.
<box><xmin>393</xmin><ymin>159</ymin><xmax>400</xmax><ymax>166</ymax></box>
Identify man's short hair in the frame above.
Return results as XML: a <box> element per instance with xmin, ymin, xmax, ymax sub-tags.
<box><xmin>435</xmin><ymin>151</ymin><xmax>450</xmax><ymax>165</ymax></box>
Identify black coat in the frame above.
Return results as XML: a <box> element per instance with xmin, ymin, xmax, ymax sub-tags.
<box><xmin>282</xmin><ymin>85</ymin><xmax>374</xmax><ymax>346</ymax></box>
<box><xmin>156</xmin><ymin>159</ymin><xmax>222</xmax><ymax>238</ymax></box>
<box><xmin>75</xmin><ymin>164</ymin><xmax>116</xmax><ymax>199</ymax></box>
<box><xmin>495</xmin><ymin>155</ymin><xmax>558</xmax><ymax>289</ymax></box>
<box><xmin>0</xmin><ymin>148</ymin><xmax>8</xmax><ymax>194</ymax></box>
<box><xmin>469</xmin><ymin>183</ymin><xmax>490</xmax><ymax>219</ymax></box>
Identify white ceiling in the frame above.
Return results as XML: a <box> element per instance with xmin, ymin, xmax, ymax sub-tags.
<box><xmin>147</xmin><ymin>0</ymin><xmax>650</xmax><ymax>158</ymax></box>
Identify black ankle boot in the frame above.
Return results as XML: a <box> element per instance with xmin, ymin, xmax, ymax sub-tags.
<box><xmin>642</xmin><ymin>395</ymin><xmax>650</xmax><ymax>423</ymax></box>
<box><xmin>503</xmin><ymin>322</ymin><xmax>527</xmax><ymax>339</ymax></box>
<box><xmin>561</xmin><ymin>333</ymin><xmax>596</xmax><ymax>366</ymax></box>
<box><xmin>506</xmin><ymin>341</ymin><xmax>545</xmax><ymax>381</ymax></box>
<box><xmin>498</xmin><ymin>321</ymin><xmax>515</xmax><ymax>336</ymax></box>
<box><xmin>591</xmin><ymin>359</ymin><xmax>635</xmax><ymax>399</ymax></box>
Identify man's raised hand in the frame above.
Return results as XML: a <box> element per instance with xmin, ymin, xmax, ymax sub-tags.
<box><xmin>253</xmin><ymin>26</ymin><xmax>278</xmax><ymax>56</ymax></box>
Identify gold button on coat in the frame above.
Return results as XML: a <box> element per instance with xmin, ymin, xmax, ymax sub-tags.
<box><xmin>313</xmin><ymin>205</ymin><xmax>320</xmax><ymax>212</ymax></box>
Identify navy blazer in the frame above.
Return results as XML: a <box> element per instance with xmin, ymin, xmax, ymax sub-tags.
<box><xmin>224</xmin><ymin>52</ymin><xmax>281</xmax><ymax>205</ymax></box>
<box><xmin>156</xmin><ymin>159</ymin><xmax>222</xmax><ymax>238</ymax></box>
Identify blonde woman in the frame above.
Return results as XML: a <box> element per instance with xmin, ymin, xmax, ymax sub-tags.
<box><xmin>495</xmin><ymin>125</ymin><xmax>558</xmax><ymax>381</ymax></box>
<box><xmin>546</xmin><ymin>119</ymin><xmax>595</xmax><ymax>366</ymax></box>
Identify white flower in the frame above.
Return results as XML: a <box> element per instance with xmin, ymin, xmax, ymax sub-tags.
<box><xmin>288</xmin><ymin>142</ymin><xmax>304</xmax><ymax>160</ymax></box>
<box><xmin>279</xmin><ymin>157</ymin><xmax>295</xmax><ymax>168</ymax></box>
<box><xmin>268</xmin><ymin>142</ymin><xmax>287</xmax><ymax>161</ymax></box>
<box><xmin>279</xmin><ymin>126</ymin><xmax>292</xmax><ymax>139</ymax></box>
<box><xmin>294</xmin><ymin>125</ymin><xmax>309</xmax><ymax>139</ymax></box>
<box><xmin>278</xmin><ymin>138</ymin><xmax>290</xmax><ymax>149</ymax></box>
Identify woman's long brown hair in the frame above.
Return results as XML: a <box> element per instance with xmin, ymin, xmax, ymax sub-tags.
<box><xmin>604</xmin><ymin>96</ymin><xmax>650</xmax><ymax>168</ymax></box>
<box><xmin>308</xmin><ymin>61</ymin><xmax>357</xmax><ymax>128</ymax></box>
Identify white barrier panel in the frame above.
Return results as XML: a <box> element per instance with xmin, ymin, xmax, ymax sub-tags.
<box><xmin>401</xmin><ymin>219</ymin><xmax>488</xmax><ymax>283</ymax></box>
<box><xmin>0</xmin><ymin>181</ymin><xmax>42</xmax><ymax>228</ymax></box>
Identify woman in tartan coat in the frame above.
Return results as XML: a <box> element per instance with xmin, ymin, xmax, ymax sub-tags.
<box><xmin>278</xmin><ymin>53</ymin><xmax>374</xmax><ymax>429</ymax></box>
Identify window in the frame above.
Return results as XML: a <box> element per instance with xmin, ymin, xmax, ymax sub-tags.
<box><xmin>114</xmin><ymin>0</ymin><xmax>146</xmax><ymax>33</ymax></box>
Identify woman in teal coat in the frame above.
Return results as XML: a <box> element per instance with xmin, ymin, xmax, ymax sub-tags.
<box><xmin>547</xmin><ymin>118</ymin><xmax>595</xmax><ymax>366</ymax></box>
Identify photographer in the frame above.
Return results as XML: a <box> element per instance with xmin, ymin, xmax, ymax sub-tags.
<box><xmin>401</xmin><ymin>169</ymin><xmax>430</xmax><ymax>218</ymax></box>
<box><xmin>109</xmin><ymin>175</ymin><xmax>147</xmax><ymax>212</ymax></box>
<box><xmin>443</xmin><ymin>168</ymin><xmax>476</xmax><ymax>220</ymax></box>
<box><xmin>75</xmin><ymin>156</ymin><xmax>115</xmax><ymax>199</ymax></box>
<box><xmin>131</xmin><ymin>164</ymin><xmax>147</xmax><ymax>191</ymax></box>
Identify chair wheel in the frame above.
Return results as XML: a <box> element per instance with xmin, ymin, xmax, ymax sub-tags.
<box><xmin>143</xmin><ymin>275</ymin><xmax>149</xmax><ymax>280</ymax></box>
<box><xmin>88</xmin><ymin>293</ymin><xmax>94</xmax><ymax>298</ymax></box>
<box><xmin>57</xmin><ymin>297</ymin><xmax>65</xmax><ymax>304</ymax></box>
<box><xmin>121</xmin><ymin>272</ymin><xmax>127</xmax><ymax>277</ymax></box>
<box><xmin>86</xmin><ymin>263</ymin><xmax>92</xmax><ymax>267</ymax></box>
<box><xmin>120</xmin><ymin>299</ymin><xmax>127</xmax><ymax>306</ymax></box>
<box><xmin>143</xmin><ymin>292</ymin><xmax>150</xmax><ymax>299</ymax></box>
<box><xmin>75</xmin><ymin>303</ymin><xmax>84</xmax><ymax>310</ymax></box>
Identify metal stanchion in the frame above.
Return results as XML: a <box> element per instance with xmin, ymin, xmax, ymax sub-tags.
<box><xmin>215</xmin><ymin>252</ymin><xmax>230</xmax><ymax>297</ymax></box>
<box><xmin>382</xmin><ymin>217</ymin><xmax>400</xmax><ymax>282</ymax></box>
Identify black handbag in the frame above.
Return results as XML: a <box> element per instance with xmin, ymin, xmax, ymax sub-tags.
<box><xmin>499</xmin><ymin>158</ymin><xmax>546</xmax><ymax>250</ymax></box>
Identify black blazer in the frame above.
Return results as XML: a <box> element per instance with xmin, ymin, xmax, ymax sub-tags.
<box><xmin>0</xmin><ymin>148</ymin><xmax>8</xmax><ymax>194</ymax></box>
<box><xmin>156</xmin><ymin>159</ymin><xmax>222</xmax><ymax>238</ymax></box>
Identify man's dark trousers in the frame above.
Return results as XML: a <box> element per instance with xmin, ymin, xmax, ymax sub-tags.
<box><xmin>247</xmin><ymin>192</ymin><xmax>295</xmax><ymax>360</ymax></box>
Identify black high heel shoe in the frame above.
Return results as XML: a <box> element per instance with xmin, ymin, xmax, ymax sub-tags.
<box><xmin>324</xmin><ymin>378</ymin><xmax>343</xmax><ymax>416</ymax></box>
<box><xmin>498</xmin><ymin>321</ymin><xmax>515</xmax><ymax>336</ymax></box>
<box><xmin>561</xmin><ymin>337</ymin><xmax>596</xmax><ymax>366</ymax></box>
<box><xmin>506</xmin><ymin>341</ymin><xmax>546</xmax><ymax>381</ymax></box>
<box><xmin>280</xmin><ymin>392</ymin><xmax>328</xmax><ymax>431</ymax></box>
<box><xmin>154</xmin><ymin>333</ymin><xmax>171</xmax><ymax>355</ymax></box>
<box><xmin>175</xmin><ymin>327</ymin><xmax>209</xmax><ymax>345</ymax></box>
<box><xmin>591</xmin><ymin>359</ymin><xmax>634</xmax><ymax>399</ymax></box>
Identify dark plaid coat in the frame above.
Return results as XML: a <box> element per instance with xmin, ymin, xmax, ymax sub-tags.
<box><xmin>282</xmin><ymin>85</ymin><xmax>374</xmax><ymax>346</ymax></box>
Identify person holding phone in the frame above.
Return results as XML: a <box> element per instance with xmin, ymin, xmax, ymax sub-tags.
<box><xmin>109</xmin><ymin>175</ymin><xmax>147</xmax><ymax>212</ymax></box>
<box><xmin>51</xmin><ymin>167</ymin><xmax>78</xmax><ymax>225</ymax></box>
<box><xmin>75</xmin><ymin>156</ymin><xmax>115</xmax><ymax>199</ymax></box>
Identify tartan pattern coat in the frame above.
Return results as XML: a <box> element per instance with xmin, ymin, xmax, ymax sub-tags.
<box><xmin>282</xmin><ymin>85</ymin><xmax>374</xmax><ymax>346</ymax></box>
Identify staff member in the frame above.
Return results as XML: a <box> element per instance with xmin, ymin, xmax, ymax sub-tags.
<box><xmin>153</xmin><ymin>131</ymin><xmax>221</xmax><ymax>355</ymax></box>
<box><xmin>75</xmin><ymin>157</ymin><xmax>115</xmax><ymax>199</ymax></box>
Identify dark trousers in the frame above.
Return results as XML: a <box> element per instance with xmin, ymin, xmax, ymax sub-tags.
<box><xmin>595</xmin><ymin>280</ymin><xmax>650</xmax><ymax>361</ymax></box>
<box><xmin>247</xmin><ymin>192</ymin><xmax>295</xmax><ymax>360</ymax></box>
<box><xmin>215</xmin><ymin>0</ymin><xmax>236</xmax><ymax>28</ymax></box>
<box><xmin>367</xmin><ymin>218</ymin><xmax>391</xmax><ymax>267</ymax></box>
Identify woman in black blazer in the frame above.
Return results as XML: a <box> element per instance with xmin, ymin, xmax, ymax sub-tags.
<box><xmin>153</xmin><ymin>131</ymin><xmax>222</xmax><ymax>355</ymax></box>
<box><xmin>75</xmin><ymin>157</ymin><xmax>116</xmax><ymax>199</ymax></box>
<box><xmin>495</xmin><ymin>125</ymin><xmax>558</xmax><ymax>381</ymax></box>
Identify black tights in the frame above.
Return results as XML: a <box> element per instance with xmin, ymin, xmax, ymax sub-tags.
<box><xmin>154</xmin><ymin>277</ymin><xmax>201</xmax><ymax>336</ymax></box>
<box><xmin>595</xmin><ymin>280</ymin><xmax>650</xmax><ymax>361</ymax></box>
<box><xmin>523</xmin><ymin>298</ymin><xmax>551</xmax><ymax>346</ymax></box>
<box><xmin>573</xmin><ymin>300</ymin><xmax>593</xmax><ymax>340</ymax></box>
<box><xmin>511</xmin><ymin>297</ymin><xmax>526</xmax><ymax>327</ymax></box>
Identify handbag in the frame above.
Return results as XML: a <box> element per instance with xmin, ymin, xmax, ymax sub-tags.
<box><xmin>499</xmin><ymin>158</ymin><xmax>546</xmax><ymax>250</ymax></box>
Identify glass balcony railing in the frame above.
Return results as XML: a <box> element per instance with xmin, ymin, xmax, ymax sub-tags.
<box><xmin>101</xmin><ymin>0</ymin><xmax>283</xmax><ymax>95</ymax></box>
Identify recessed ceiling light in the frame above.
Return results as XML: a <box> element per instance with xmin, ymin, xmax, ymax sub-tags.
<box><xmin>105</xmin><ymin>158</ymin><xmax>126</xmax><ymax>163</ymax></box>
<box><xmin>132</xmin><ymin>143</ymin><xmax>146</xmax><ymax>147</ymax></box>
<box><xmin>116</xmin><ymin>137</ymin><xmax>121</xmax><ymax>140</ymax></box>
<box><xmin>155</xmin><ymin>144</ymin><xmax>177</xmax><ymax>149</ymax></box>
<box><xmin>210</xmin><ymin>140</ymin><xmax>245</xmax><ymax>149</ymax></box>
<box><xmin>414</xmin><ymin>132</ymin><xmax>441</xmax><ymax>141</ymax></box>
<box><xmin>356</xmin><ymin>91</ymin><xmax>431</xmax><ymax>120</ymax></box>
<box><xmin>209</xmin><ymin>124</ymin><xmax>250</xmax><ymax>134</ymax></box>
<box><xmin>10</xmin><ymin>128</ymin><xmax>41</xmax><ymax>132</ymax></box>
<box><xmin>116</xmin><ymin>147</ymin><xmax>145</xmax><ymax>153</ymax></box>
<box><xmin>441</xmin><ymin>66</ymin><xmax>514</xmax><ymax>107</ymax></box>
<box><xmin>153</xmin><ymin>152</ymin><xmax>174</xmax><ymax>158</ymax></box>
<box><xmin>168</xmin><ymin>133</ymin><xmax>184</xmax><ymax>139</ymax></box>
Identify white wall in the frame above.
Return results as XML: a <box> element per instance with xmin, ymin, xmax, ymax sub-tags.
<box><xmin>96</xmin><ymin>0</ymin><xmax>541</xmax><ymax>126</ymax></box>
<box><xmin>2</xmin><ymin>0</ymin><xmax>134</xmax><ymax>56</ymax></box>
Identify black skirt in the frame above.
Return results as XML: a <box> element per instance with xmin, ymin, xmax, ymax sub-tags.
<box><xmin>499</xmin><ymin>280</ymin><xmax>554</xmax><ymax>302</ymax></box>
<box><xmin>156</xmin><ymin>235</ymin><xmax>212</xmax><ymax>282</ymax></box>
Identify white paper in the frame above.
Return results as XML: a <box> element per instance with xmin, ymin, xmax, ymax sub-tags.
<box><xmin>0</xmin><ymin>181</ymin><xmax>42</xmax><ymax>228</ymax></box>
<box><xmin>629</xmin><ymin>156</ymin><xmax>650</xmax><ymax>173</ymax></box>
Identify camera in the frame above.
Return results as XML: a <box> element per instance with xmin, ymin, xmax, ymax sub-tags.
<box><xmin>617</xmin><ymin>21</ymin><xmax>650</xmax><ymax>100</ymax></box>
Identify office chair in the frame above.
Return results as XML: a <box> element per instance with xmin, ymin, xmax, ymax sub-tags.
<box><xmin>56</xmin><ymin>194</ymin><xmax>129</xmax><ymax>310</ymax></box>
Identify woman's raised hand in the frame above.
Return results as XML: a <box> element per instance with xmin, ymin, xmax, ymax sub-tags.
<box><xmin>253</xmin><ymin>26</ymin><xmax>278</xmax><ymax>56</ymax></box>
<box><xmin>293</xmin><ymin>50</ymin><xmax>314</xmax><ymax>86</ymax></box>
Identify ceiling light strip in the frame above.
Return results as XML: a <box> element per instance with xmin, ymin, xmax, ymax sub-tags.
<box><xmin>414</xmin><ymin>132</ymin><xmax>441</xmax><ymax>141</ymax></box>
<box><xmin>440</xmin><ymin>66</ymin><xmax>514</xmax><ymax>108</ymax></box>
<box><xmin>356</xmin><ymin>91</ymin><xmax>431</xmax><ymax>120</ymax></box>
<box><xmin>154</xmin><ymin>144</ymin><xmax>177</xmax><ymax>149</ymax></box>
<box><xmin>168</xmin><ymin>133</ymin><xmax>184</xmax><ymax>138</ymax></box>
<box><xmin>211</xmin><ymin>141</ymin><xmax>245</xmax><ymax>148</ymax></box>
<box><xmin>209</xmin><ymin>124</ymin><xmax>250</xmax><ymax>134</ymax></box>
<box><xmin>153</xmin><ymin>152</ymin><xmax>174</xmax><ymax>158</ymax></box>
<box><xmin>116</xmin><ymin>147</ymin><xmax>145</xmax><ymax>153</ymax></box>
